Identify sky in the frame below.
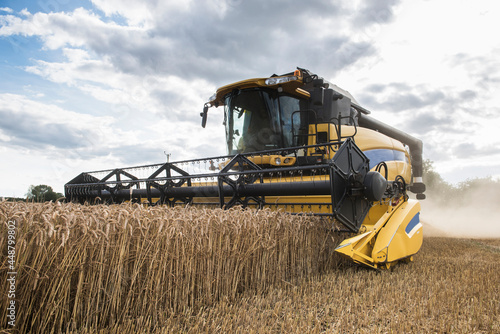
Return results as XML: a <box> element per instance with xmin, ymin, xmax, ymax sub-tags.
<box><xmin>1</xmin><ymin>0</ymin><xmax>499</xmax><ymax>197</ymax></box>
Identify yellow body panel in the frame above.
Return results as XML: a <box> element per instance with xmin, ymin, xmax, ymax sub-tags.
<box><xmin>189</xmin><ymin>173</ymin><xmax>333</xmax><ymax>214</ymax></box>
<box><xmin>307</xmin><ymin>124</ymin><xmax>412</xmax><ymax>184</ymax></box>
<box><xmin>335</xmin><ymin>200</ymin><xmax>423</xmax><ymax>268</ymax></box>
<box><xmin>371</xmin><ymin>200</ymin><xmax>422</xmax><ymax>263</ymax></box>
<box><xmin>335</xmin><ymin>205</ymin><xmax>396</xmax><ymax>268</ymax></box>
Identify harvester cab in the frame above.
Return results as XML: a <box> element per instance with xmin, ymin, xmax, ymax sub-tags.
<box><xmin>66</xmin><ymin>68</ymin><xmax>426</xmax><ymax>269</ymax></box>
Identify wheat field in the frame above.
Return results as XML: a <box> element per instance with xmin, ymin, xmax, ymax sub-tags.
<box><xmin>1</xmin><ymin>201</ymin><xmax>499</xmax><ymax>333</ymax></box>
<box><xmin>0</xmin><ymin>201</ymin><xmax>338</xmax><ymax>333</ymax></box>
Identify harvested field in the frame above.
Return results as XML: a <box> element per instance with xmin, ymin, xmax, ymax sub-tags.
<box><xmin>177</xmin><ymin>237</ymin><xmax>498</xmax><ymax>334</ymax></box>
<box><xmin>1</xmin><ymin>202</ymin><xmax>499</xmax><ymax>333</ymax></box>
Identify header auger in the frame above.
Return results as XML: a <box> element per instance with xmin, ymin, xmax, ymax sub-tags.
<box><xmin>66</xmin><ymin>68</ymin><xmax>426</xmax><ymax>269</ymax></box>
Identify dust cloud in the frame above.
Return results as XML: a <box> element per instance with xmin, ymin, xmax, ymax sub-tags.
<box><xmin>419</xmin><ymin>184</ymin><xmax>500</xmax><ymax>239</ymax></box>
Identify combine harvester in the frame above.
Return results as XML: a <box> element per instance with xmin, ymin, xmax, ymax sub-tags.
<box><xmin>66</xmin><ymin>68</ymin><xmax>426</xmax><ymax>269</ymax></box>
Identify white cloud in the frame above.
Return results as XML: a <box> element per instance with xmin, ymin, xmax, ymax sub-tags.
<box><xmin>0</xmin><ymin>93</ymin><xmax>119</xmax><ymax>149</ymax></box>
<box><xmin>0</xmin><ymin>7</ymin><xmax>147</xmax><ymax>50</ymax></box>
<box><xmin>90</xmin><ymin>0</ymin><xmax>155</xmax><ymax>27</ymax></box>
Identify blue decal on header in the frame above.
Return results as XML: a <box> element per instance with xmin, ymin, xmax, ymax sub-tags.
<box><xmin>405</xmin><ymin>212</ymin><xmax>420</xmax><ymax>234</ymax></box>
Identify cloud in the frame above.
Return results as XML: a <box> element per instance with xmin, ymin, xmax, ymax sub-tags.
<box><xmin>453</xmin><ymin>142</ymin><xmax>500</xmax><ymax>159</ymax></box>
<box><xmin>353</xmin><ymin>79</ymin><xmax>500</xmax><ymax>168</ymax></box>
<box><xmin>1</xmin><ymin>2</ymin><xmax>377</xmax><ymax>85</ymax></box>
<box><xmin>447</xmin><ymin>51</ymin><xmax>500</xmax><ymax>117</ymax></box>
<box><xmin>353</xmin><ymin>0</ymin><xmax>401</xmax><ymax>27</ymax></box>
<box><xmin>360</xmin><ymin>82</ymin><xmax>446</xmax><ymax>113</ymax></box>
<box><xmin>0</xmin><ymin>94</ymin><xmax>193</xmax><ymax>172</ymax></box>
<box><xmin>356</xmin><ymin>80</ymin><xmax>500</xmax><ymax>138</ymax></box>
<box><xmin>450</xmin><ymin>51</ymin><xmax>500</xmax><ymax>90</ymax></box>
<box><xmin>0</xmin><ymin>93</ymin><xmax>117</xmax><ymax>150</ymax></box>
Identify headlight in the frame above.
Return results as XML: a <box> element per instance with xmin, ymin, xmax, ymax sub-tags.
<box><xmin>208</xmin><ymin>93</ymin><xmax>217</xmax><ymax>103</ymax></box>
<box><xmin>265</xmin><ymin>76</ymin><xmax>298</xmax><ymax>86</ymax></box>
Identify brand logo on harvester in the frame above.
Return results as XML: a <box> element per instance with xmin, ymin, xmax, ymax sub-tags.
<box><xmin>405</xmin><ymin>213</ymin><xmax>422</xmax><ymax>238</ymax></box>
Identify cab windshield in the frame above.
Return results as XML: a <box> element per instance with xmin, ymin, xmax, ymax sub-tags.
<box><xmin>224</xmin><ymin>89</ymin><xmax>307</xmax><ymax>154</ymax></box>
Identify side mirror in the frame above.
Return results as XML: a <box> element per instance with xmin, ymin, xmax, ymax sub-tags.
<box><xmin>200</xmin><ymin>105</ymin><xmax>208</xmax><ymax>128</ymax></box>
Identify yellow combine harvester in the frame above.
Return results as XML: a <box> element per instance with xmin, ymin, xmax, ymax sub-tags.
<box><xmin>66</xmin><ymin>68</ymin><xmax>426</xmax><ymax>269</ymax></box>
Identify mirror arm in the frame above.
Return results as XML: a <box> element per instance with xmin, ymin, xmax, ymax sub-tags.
<box><xmin>201</xmin><ymin>104</ymin><xmax>209</xmax><ymax>128</ymax></box>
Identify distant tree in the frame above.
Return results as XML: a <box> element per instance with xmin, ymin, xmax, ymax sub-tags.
<box><xmin>26</xmin><ymin>185</ymin><xmax>64</xmax><ymax>202</ymax></box>
<box><xmin>4</xmin><ymin>197</ymin><xmax>25</xmax><ymax>202</ymax></box>
<box><xmin>422</xmin><ymin>159</ymin><xmax>453</xmax><ymax>196</ymax></box>
<box><xmin>457</xmin><ymin>176</ymin><xmax>495</xmax><ymax>192</ymax></box>
<box><xmin>422</xmin><ymin>160</ymin><xmax>500</xmax><ymax>204</ymax></box>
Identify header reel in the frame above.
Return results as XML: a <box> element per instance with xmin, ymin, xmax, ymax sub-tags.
<box><xmin>66</xmin><ymin>138</ymin><xmax>389</xmax><ymax>233</ymax></box>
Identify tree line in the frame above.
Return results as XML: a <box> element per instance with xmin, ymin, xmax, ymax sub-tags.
<box><xmin>2</xmin><ymin>185</ymin><xmax>64</xmax><ymax>202</ymax></box>
<box><xmin>422</xmin><ymin>159</ymin><xmax>499</xmax><ymax>203</ymax></box>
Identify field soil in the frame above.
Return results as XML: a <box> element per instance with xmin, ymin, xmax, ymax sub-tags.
<box><xmin>99</xmin><ymin>237</ymin><xmax>500</xmax><ymax>334</ymax></box>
